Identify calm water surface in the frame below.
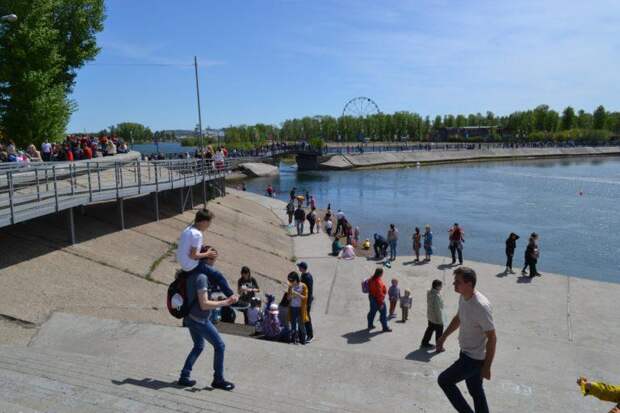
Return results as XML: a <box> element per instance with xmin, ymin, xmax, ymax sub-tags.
<box><xmin>244</xmin><ymin>157</ymin><xmax>620</xmax><ymax>283</ymax></box>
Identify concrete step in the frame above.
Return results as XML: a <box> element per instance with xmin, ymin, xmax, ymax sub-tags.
<box><xmin>0</xmin><ymin>345</ymin><xmax>359</xmax><ymax>413</ymax></box>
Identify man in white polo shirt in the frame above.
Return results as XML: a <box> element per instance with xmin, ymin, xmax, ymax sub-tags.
<box><xmin>176</xmin><ymin>208</ymin><xmax>234</xmax><ymax>297</ymax></box>
<box><xmin>436</xmin><ymin>267</ymin><xmax>497</xmax><ymax>413</ymax></box>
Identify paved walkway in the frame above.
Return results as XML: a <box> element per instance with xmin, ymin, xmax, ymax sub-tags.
<box><xmin>0</xmin><ymin>190</ymin><xmax>618</xmax><ymax>412</ymax></box>
<box><xmin>238</xmin><ymin>189</ymin><xmax>620</xmax><ymax>412</ymax></box>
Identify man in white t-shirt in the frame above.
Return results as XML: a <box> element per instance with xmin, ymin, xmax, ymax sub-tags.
<box><xmin>176</xmin><ymin>209</ymin><xmax>234</xmax><ymax>297</ymax></box>
<box><xmin>436</xmin><ymin>267</ymin><xmax>496</xmax><ymax>413</ymax></box>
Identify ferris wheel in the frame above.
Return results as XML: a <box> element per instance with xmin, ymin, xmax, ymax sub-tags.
<box><xmin>342</xmin><ymin>97</ymin><xmax>381</xmax><ymax>118</ymax></box>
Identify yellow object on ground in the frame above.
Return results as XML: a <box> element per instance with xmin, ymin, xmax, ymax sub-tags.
<box><xmin>582</xmin><ymin>381</ymin><xmax>620</xmax><ymax>403</ymax></box>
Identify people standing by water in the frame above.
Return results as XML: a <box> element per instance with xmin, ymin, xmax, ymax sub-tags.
<box><xmin>387</xmin><ymin>224</ymin><xmax>399</xmax><ymax>261</ymax></box>
<box><xmin>388</xmin><ymin>278</ymin><xmax>400</xmax><ymax>319</ymax></box>
<box><xmin>366</xmin><ymin>268</ymin><xmax>392</xmax><ymax>332</ymax></box>
<box><xmin>423</xmin><ymin>225</ymin><xmax>433</xmax><ymax>262</ymax></box>
<box><xmin>286</xmin><ymin>200</ymin><xmax>295</xmax><ymax>225</ymax></box>
<box><xmin>335</xmin><ymin>209</ymin><xmax>346</xmax><ymax>236</ymax></box>
<box><xmin>305</xmin><ymin>190</ymin><xmax>310</xmax><ymax>207</ymax></box>
<box><xmin>522</xmin><ymin>233</ymin><xmax>541</xmax><ymax>277</ymax></box>
<box><xmin>307</xmin><ymin>207</ymin><xmax>317</xmax><ymax>234</ymax></box>
<box><xmin>289</xmin><ymin>187</ymin><xmax>297</xmax><ymax>201</ymax></box>
<box><xmin>412</xmin><ymin>227</ymin><xmax>422</xmax><ymax>263</ymax></box>
<box><xmin>421</xmin><ymin>279</ymin><xmax>444</xmax><ymax>349</ymax></box>
<box><xmin>505</xmin><ymin>233</ymin><xmax>520</xmax><ymax>274</ymax></box>
<box><xmin>448</xmin><ymin>223</ymin><xmax>465</xmax><ymax>266</ymax></box>
<box><xmin>266</xmin><ymin>184</ymin><xmax>274</xmax><ymax>198</ymax></box>
<box><xmin>437</xmin><ymin>267</ymin><xmax>496</xmax><ymax>413</ymax></box>
<box><xmin>294</xmin><ymin>205</ymin><xmax>306</xmax><ymax>236</ymax></box>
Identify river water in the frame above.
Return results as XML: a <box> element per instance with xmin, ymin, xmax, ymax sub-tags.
<box><xmin>243</xmin><ymin>157</ymin><xmax>620</xmax><ymax>283</ymax></box>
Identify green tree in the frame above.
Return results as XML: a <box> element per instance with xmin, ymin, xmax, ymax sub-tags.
<box><xmin>592</xmin><ymin>105</ymin><xmax>607</xmax><ymax>130</ymax></box>
<box><xmin>0</xmin><ymin>0</ymin><xmax>105</xmax><ymax>146</ymax></box>
<box><xmin>113</xmin><ymin>122</ymin><xmax>153</xmax><ymax>143</ymax></box>
<box><xmin>560</xmin><ymin>106</ymin><xmax>576</xmax><ymax>131</ymax></box>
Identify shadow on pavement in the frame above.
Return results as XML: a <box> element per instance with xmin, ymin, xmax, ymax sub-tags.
<box><xmin>405</xmin><ymin>348</ymin><xmax>440</xmax><ymax>363</ymax></box>
<box><xmin>496</xmin><ymin>271</ymin><xmax>509</xmax><ymax>278</ymax></box>
<box><xmin>112</xmin><ymin>377</ymin><xmax>183</xmax><ymax>391</ymax></box>
<box><xmin>437</xmin><ymin>263</ymin><xmax>456</xmax><ymax>271</ymax></box>
<box><xmin>342</xmin><ymin>328</ymin><xmax>383</xmax><ymax>344</ymax></box>
<box><xmin>517</xmin><ymin>275</ymin><xmax>533</xmax><ymax>284</ymax></box>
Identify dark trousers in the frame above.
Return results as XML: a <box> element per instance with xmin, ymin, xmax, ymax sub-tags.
<box><xmin>367</xmin><ymin>297</ymin><xmax>388</xmax><ymax>330</ymax></box>
<box><xmin>523</xmin><ymin>259</ymin><xmax>538</xmax><ymax>275</ymax></box>
<box><xmin>450</xmin><ymin>244</ymin><xmax>463</xmax><ymax>264</ymax></box>
<box><xmin>373</xmin><ymin>243</ymin><xmax>387</xmax><ymax>258</ymax></box>
<box><xmin>181</xmin><ymin>317</ymin><xmax>225</xmax><ymax>382</ymax></box>
<box><xmin>289</xmin><ymin>307</ymin><xmax>306</xmax><ymax>344</ymax></box>
<box><xmin>304</xmin><ymin>297</ymin><xmax>314</xmax><ymax>339</ymax></box>
<box><xmin>438</xmin><ymin>352</ymin><xmax>489</xmax><ymax>413</ymax></box>
<box><xmin>309</xmin><ymin>220</ymin><xmax>315</xmax><ymax>234</ymax></box>
<box><xmin>505</xmin><ymin>253</ymin><xmax>513</xmax><ymax>269</ymax></box>
<box><xmin>287</xmin><ymin>213</ymin><xmax>293</xmax><ymax>224</ymax></box>
<box><xmin>421</xmin><ymin>321</ymin><xmax>444</xmax><ymax>346</ymax></box>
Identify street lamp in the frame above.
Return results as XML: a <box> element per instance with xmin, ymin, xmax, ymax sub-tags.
<box><xmin>1</xmin><ymin>14</ymin><xmax>17</xmax><ymax>23</ymax></box>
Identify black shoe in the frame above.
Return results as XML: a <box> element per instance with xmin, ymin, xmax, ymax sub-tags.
<box><xmin>420</xmin><ymin>343</ymin><xmax>434</xmax><ymax>349</ymax></box>
<box><xmin>177</xmin><ymin>378</ymin><xmax>196</xmax><ymax>387</ymax></box>
<box><xmin>368</xmin><ymin>325</ymin><xmax>376</xmax><ymax>330</ymax></box>
<box><xmin>382</xmin><ymin>328</ymin><xmax>392</xmax><ymax>333</ymax></box>
<box><xmin>211</xmin><ymin>380</ymin><xmax>235</xmax><ymax>391</ymax></box>
<box><xmin>534</xmin><ymin>273</ymin><xmax>542</xmax><ymax>277</ymax></box>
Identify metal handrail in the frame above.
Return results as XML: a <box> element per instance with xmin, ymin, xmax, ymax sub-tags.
<box><xmin>0</xmin><ymin>157</ymin><xmax>233</xmax><ymax>228</ymax></box>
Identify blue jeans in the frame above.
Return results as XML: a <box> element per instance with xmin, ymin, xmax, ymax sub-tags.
<box><xmin>438</xmin><ymin>352</ymin><xmax>489</xmax><ymax>413</ymax></box>
<box><xmin>289</xmin><ymin>306</ymin><xmax>306</xmax><ymax>343</ymax></box>
<box><xmin>295</xmin><ymin>220</ymin><xmax>304</xmax><ymax>235</ymax></box>
<box><xmin>367</xmin><ymin>297</ymin><xmax>389</xmax><ymax>330</ymax></box>
<box><xmin>181</xmin><ymin>317</ymin><xmax>226</xmax><ymax>382</ymax></box>
<box><xmin>388</xmin><ymin>240</ymin><xmax>397</xmax><ymax>259</ymax></box>
<box><xmin>192</xmin><ymin>261</ymin><xmax>234</xmax><ymax>297</ymax></box>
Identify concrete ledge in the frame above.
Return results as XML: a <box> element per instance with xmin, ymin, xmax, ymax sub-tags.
<box><xmin>320</xmin><ymin>146</ymin><xmax>620</xmax><ymax>170</ymax></box>
<box><xmin>237</xmin><ymin>162</ymin><xmax>280</xmax><ymax>177</ymax></box>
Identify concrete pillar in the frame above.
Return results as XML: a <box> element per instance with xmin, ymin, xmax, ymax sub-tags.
<box><xmin>118</xmin><ymin>198</ymin><xmax>125</xmax><ymax>230</ymax></box>
<box><xmin>67</xmin><ymin>207</ymin><xmax>76</xmax><ymax>245</ymax></box>
<box><xmin>153</xmin><ymin>191</ymin><xmax>160</xmax><ymax>222</ymax></box>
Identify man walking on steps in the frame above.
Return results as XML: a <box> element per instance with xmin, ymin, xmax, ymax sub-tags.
<box><xmin>436</xmin><ymin>267</ymin><xmax>496</xmax><ymax>413</ymax></box>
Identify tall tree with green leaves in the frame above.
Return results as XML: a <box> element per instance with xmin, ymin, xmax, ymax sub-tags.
<box><xmin>560</xmin><ymin>106</ymin><xmax>576</xmax><ymax>131</ymax></box>
<box><xmin>0</xmin><ymin>0</ymin><xmax>105</xmax><ymax>146</ymax></box>
<box><xmin>592</xmin><ymin>105</ymin><xmax>607</xmax><ymax>130</ymax></box>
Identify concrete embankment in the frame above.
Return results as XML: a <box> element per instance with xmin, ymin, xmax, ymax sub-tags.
<box><xmin>0</xmin><ymin>188</ymin><xmax>296</xmax><ymax>344</ymax></box>
<box><xmin>321</xmin><ymin>146</ymin><xmax>620</xmax><ymax>169</ymax></box>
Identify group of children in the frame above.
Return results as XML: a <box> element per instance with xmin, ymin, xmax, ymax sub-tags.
<box><xmin>387</xmin><ymin>278</ymin><xmax>413</xmax><ymax>322</ymax></box>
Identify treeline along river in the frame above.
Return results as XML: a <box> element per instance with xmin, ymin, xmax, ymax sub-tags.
<box><xmin>244</xmin><ymin>157</ymin><xmax>620</xmax><ymax>283</ymax></box>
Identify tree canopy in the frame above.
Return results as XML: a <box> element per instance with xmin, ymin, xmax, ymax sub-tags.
<box><xmin>0</xmin><ymin>0</ymin><xmax>105</xmax><ymax>146</ymax></box>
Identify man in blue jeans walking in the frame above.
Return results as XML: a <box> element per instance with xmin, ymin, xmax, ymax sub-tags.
<box><xmin>436</xmin><ymin>267</ymin><xmax>497</xmax><ymax>413</ymax></box>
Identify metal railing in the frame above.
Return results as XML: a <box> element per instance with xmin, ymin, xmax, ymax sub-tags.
<box><xmin>0</xmin><ymin>157</ymin><xmax>233</xmax><ymax>228</ymax></box>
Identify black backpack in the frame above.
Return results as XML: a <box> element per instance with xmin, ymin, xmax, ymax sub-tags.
<box><xmin>167</xmin><ymin>271</ymin><xmax>195</xmax><ymax>319</ymax></box>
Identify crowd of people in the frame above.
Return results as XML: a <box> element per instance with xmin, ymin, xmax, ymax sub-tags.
<box><xmin>171</xmin><ymin>188</ymin><xmax>617</xmax><ymax>413</ymax></box>
<box><xmin>173</xmin><ymin>208</ymin><xmax>318</xmax><ymax>391</ymax></box>
<box><xmin>0</xmin><ymin>135</ymin><xmax>129</xmax><ymax>163</ymax></box>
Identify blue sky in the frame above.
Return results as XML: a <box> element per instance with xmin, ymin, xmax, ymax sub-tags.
<box><xmin>68</xmin><ymin>0</ymin><xmax>620</xmax><ymax>132</ymax></box>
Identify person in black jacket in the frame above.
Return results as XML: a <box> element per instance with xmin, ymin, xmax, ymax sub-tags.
<box><xmin>294</xmin><ymin>206</ymin><xmax>306</xmax><ymax>236</ymax></box>
<box><xmin>522</xmin><ymin>233</ymin><xmax>541</xmax><ymax>277</ymax></box>
<box><xmin>505</xmin><ymin>233</ymin><xmax>519</xmax><ymax>274</ymax></box>
<box><xmin>297</xmin><ymin>262</ymin><xmax>314</xmax><ymax>342</ymax></box>
<box><xmin>373</xmin><ymin>233</ymin><xmax>388</xmax><ymax>259</ymax></box>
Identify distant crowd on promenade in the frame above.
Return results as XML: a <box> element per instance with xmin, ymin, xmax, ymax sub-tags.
<box><xmin>0</xmin><ymin>135</ymin><xmax>129</xmax><ymax>163</ymax></box>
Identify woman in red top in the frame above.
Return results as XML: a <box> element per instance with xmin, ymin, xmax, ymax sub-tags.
<box><xmin>367</xmin><ymin>268</ymin><xmax>392</xmax><ymax>332</ymax></box>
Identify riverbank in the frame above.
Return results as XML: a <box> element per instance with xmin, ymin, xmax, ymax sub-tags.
<box><xmin>0</xmin><ymin>190</ymin><xmax>618</xmax><ymax>412</ymax></box>
<box><xmin>321</xmin><ymin>146</ymin><xmax>620</xmax><ymax>169</ymax></box>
